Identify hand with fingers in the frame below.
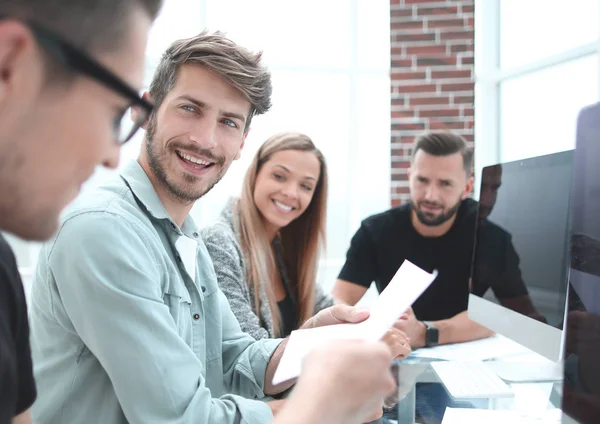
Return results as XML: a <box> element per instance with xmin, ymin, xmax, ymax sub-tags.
<box><xmin>395</xmin><ymin>307</ymin><xmax>427</xmax><ymax>349</ymax></box>
<box><xmin>275</xmin><ymin>339</ymin><xmax>397</xmax><ymax>424</ymax></box>
<box><xmin>301</xmin><ymin>304</ymin><xmax>371</xmax><ymax>329</ymax></box>
<box><xmin>381</xmin><ymin>326</ymin><xmax>412</xmax><ymax>360</ymax></box>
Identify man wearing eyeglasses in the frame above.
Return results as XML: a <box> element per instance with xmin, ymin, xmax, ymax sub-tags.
<box><xmin>0</xmin><ymin>1</ymin><xmax>162</xmax><ymax>423</ymax></box>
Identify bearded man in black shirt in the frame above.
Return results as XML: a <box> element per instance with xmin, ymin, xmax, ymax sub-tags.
<box><xmin>334</xmin><ymin>131</ymin><xmax>497</xmax><ymax>349</ymax></box>
<box><xmin>334</xmin><ymin>131</ymin><xmax>541</xmax><ymax>348</ymax></box>
<box><xmin>334</xmin><ymin>131</ymin><xmax>543</xmax><ymax>423</ymax></box>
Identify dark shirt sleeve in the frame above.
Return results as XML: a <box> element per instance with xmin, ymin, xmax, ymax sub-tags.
<box><xmin>472</xmin><ymin>225</ymin><xmax>529</xmax><ymax>299</ymax></box>
<box><xmin>14</xmin><ymin>287</ymin><xmax>36</xmax><ymax>414</ymax></box>
<box><xmin>337</xmin><ymin>222</ymin><xmax>378</xmax><ymax>288</ymax></box>
<box><xmin>0</xmin><ymin>242</ymin><xmax>37</xmax><ymax>414</ymax></box>
<box><xmin>491</xmin><ymin>234</ymin><xmax>529</xmax><ymax>299</ymax></box>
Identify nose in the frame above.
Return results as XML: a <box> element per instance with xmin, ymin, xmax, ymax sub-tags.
<box><xmin>190</xmin><ymin>118</ymin><xmax>218</xmax><ymax>150</ymax></box>
<box><xmin>102</xmin><ymin>143</ymin><xmax>121</xmax><ymax>170</ymax></box>
<box><xmin>424</xmin><ymin>184</ymin><xmax>439</xmax><ymax>201</ymax></box>
<box><xmin>281</xmin><ymin>182</ymin><xmax>299</xmax><ymax>199</ymax></box>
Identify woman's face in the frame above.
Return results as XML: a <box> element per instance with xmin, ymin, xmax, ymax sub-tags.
<box><xmin>253</xmin><ymin>149</ymin><xmax>321</xmax><ymax>236</ymax></box>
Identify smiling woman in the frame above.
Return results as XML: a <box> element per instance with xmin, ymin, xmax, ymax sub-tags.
<box><xmin>201</xmin><ymin>132</ymin><xmax>334</xmax><ymax>339</ymax></box>
<box><xmin>253</xmin><ymin>148</ymin><xmax>321</xmax><ymax>239</ymax></box>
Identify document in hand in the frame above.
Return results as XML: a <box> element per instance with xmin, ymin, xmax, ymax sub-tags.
<box><xmin>272</xmin><ymin>260</ymin><xmax>437</xmax><ymax>385</ymax></box>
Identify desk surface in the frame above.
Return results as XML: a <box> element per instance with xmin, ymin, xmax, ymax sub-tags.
<box><xmin>390</xmin><ymin>341</ymin><xmax>566</xmax><ymax>424</ymax></box>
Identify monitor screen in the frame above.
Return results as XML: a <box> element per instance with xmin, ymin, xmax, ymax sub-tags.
<box><xmin>471</xmin><ymin>150</ymin><xmax>573</xmax><ymax>331</ymax></box>
<box><xmin>562</xmin><ymin>103</ymin><xmax>600</xmax><ymax>423</ymax></box>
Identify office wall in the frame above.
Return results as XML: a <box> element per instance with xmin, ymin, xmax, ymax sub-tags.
<box><xmin>390</xmin><ymin>0</ymin><xmax>475</xmax><ymax>206</ymax></box>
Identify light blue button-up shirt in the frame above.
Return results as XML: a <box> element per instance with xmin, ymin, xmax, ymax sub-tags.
<box><xmin>29</xmin><ymin>161</ymin><xmax>282</xmax><ymax>424</ymax></box>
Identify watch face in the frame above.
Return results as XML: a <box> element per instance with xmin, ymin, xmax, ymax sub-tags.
<box><xmin>425</xmin><ymin>322</ymin><xmax>439</xmax><ymax>345</ymax></box>
<box><xmin>429</xmin><ymin>327</ymin><xmax>439</xmax><ymax>343</ymax></box>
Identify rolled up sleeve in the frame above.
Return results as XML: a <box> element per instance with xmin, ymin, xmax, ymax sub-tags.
<box><xmin>218</xmin><ymin>287</ymin><xmax>283</xmax><ymax>395</ymax></box>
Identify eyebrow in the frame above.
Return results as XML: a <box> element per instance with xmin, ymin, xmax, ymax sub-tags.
<box><xmin>273</xmin><ymin>164</ymin><xmax>317</xmax><ymax>181</ymax></box>
<box><xmin>175</xmin><ymin>94</ymin><xmax>247</xmax><ymax>124</ymax></box>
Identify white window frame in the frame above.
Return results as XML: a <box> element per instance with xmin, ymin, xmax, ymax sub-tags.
<box><xmin>474</xmin><ymin>0</ymin><xmax>600</xmax><ymax>199</ymax></box>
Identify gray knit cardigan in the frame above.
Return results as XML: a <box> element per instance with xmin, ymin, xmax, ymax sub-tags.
<box><xmin>201</xmin><ymin>199</ymin><xmax>334</xmax><ymax>340</ymax></box>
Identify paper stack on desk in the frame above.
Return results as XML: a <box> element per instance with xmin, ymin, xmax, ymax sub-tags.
<box><xmin>441</xmin><ymin>407</ymin><xmax>562</xmax><ymax>423</ymax></box>
<box><xmin>272</xmin><ymin>260</ymin><xmax>438</xmax><ymax>385</ymax></box>
<box><xmin>411</xmin><ymin>333</ymin><xmax>531</xmax><ymax>361</ymax></box>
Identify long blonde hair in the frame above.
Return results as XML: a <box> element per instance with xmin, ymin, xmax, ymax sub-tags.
<box><xmin>236</xmin><ymin>132</ymin><xmax>328</xmax><ymax>336</ymax></box>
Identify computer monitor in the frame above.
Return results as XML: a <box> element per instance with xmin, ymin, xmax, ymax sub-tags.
<box><xmin>561</xmin><ymin>103</ymin><xmax>600</xmax><ymax>423</ymax></box>
<box><xmin>468</xmin><ymin>150</ymin><xmax>573</xmax><ymax>362</ymax></box>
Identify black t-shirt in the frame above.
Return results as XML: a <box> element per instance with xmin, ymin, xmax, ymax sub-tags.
<box><xmin>338</xmin><ymin>199</ymin><xmax>528</xmax><ymax>321</ymax></box>
<box><xmin>0</xmin><ymin>235</ymin><xmax>36</xmax><ymax>423</ymax></box>
<box><xmin>471</xmin><ymin>219</ymin><xmax>529</xmax><ymax>299</ymax></box>
<box><xmin>277</xmin><ymin>295</ymin><xmax>297</xmax><ymax>338</ymax></box>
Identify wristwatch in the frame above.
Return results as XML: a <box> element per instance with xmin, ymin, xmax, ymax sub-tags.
<box><xmin>423</xmin><ymin>321</ymin><xmax>439</xmax><ymax>347</ymax></box>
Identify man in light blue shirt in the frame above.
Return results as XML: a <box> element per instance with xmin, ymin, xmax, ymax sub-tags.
<box><xmin>29</xmin><ymin>31</ymin><xmax>384</xmax><ymax>424</ymax></box>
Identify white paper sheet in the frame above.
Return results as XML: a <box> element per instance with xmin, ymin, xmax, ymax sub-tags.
<box><xmin>441</xmin><ymin>407</ymin><xmax>562</xmax><ymax>424</ymax></box>
<box><xmin>272</xmin><ymin>260</ymin><xmax>437</xmax><ymax>385</ymax></box>
<box><xmin>411</xmin><ymin>333</ymin><xmax>530</xmax><ymax>361</ymax></box>
<box><xmin>362</xmin><ymin>261</ymin><xmax>439</xmax><ymax>341</ymax></box>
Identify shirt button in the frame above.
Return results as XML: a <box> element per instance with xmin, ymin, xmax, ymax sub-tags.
<box><xmin>193</xmin><ymin>313</ymin><xmax>200</xmax><ymax>320</ymax></box>
<box><xmin>201</xmin><ymin>286</ymin><xmax>206</xmax><ymax>293</ymax></box>
<box><xmin>193</xmin><ymin>232</ymin><xmax>199</xmax><ymax>238</ymax></box>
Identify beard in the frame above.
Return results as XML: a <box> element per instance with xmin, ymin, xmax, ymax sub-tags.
<box><xmin>477</xmin><ymin>205</ymin><xmax>493</xmax><ymax>222</ymax></box>
<box><xmin>145</xmin><ymin>117</ymin><xmax>226</xmax><ymax>203</ymax></box>
<box><xmin>410</xmin><ymin>197</ymin><xmax>462</xmax><ymax>227</ymax></box>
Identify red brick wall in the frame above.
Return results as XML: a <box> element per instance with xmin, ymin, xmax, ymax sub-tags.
<box><xmin>390</xmin><ymin>0</ymin><xmax>475</xmax><ymax>207</ymax></box>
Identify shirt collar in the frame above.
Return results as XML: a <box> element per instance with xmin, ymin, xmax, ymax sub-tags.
<box><xmin>120</xmin><ymin>160</ymin><xmax>199</xmax><ymax>237</ymax></box>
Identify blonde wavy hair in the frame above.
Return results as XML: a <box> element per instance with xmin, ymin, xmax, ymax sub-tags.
<box><xmin>236</xmin><ymin>132</ymin><xmax>328</xmax><ymax>336</ymax></box>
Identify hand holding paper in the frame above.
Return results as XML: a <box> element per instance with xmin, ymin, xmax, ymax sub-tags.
<box><xmin>272</xmin><ymin>260</ymin><xmax>437</xmax><ymax>385</ymax></box>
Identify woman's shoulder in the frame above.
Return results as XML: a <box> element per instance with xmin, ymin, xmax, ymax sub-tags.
<box><xmin>201</xmin><ymin>198</ymin><xmax>241</xmax><ymax>252</ymax></box>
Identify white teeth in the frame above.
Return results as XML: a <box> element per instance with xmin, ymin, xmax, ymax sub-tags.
<box><xmin>179</xmin><ymin>151</ymin><xmax>211</xmax><ymax>166</ymax></box>
<box><xmin>274</xmin><ymin>200</ymin><xmax>293</xmax><ymax>212</ymax></box>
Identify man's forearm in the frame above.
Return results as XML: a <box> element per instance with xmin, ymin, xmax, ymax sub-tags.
<box><xmin>264</xmin><ymin>338</ymin><xmax>295</xmax><ymax>395</ymax></box>
<box><xmin>12</xmin><ymin>410</ymin><xmax>32</xmax><ymax>424</ymax></box>
<box><xmin>433</xmin><ymin>310</ymin><xmax>494</xmax><ymax>345</ymax></box>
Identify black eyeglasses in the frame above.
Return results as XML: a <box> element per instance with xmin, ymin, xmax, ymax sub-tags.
<box><xmin>6</xmin><ymin>17</ymin><xmax>153</xmax><ymax>145</ymax></box>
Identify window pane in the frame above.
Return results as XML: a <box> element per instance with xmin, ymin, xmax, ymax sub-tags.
<box><xmin>500</xmin><ymin>0</ymin><xmax>599</xmax><ymax>69</ymax></box>
<box><xmin>204</xmin><ymin>0</ymin><xmax>354</xmax><ymax>69</ymax></box>
<box><xmin>145</xmin><ymin>0</ymin><xmax>202</xmax><ymax>58</ymax></box>
<box><xmin>357</xmin><ymin>0</ymin><xmax>390</xmax><ymax>71</ymax></box>
<box><xmin>500</xmin><ymin>55</ymin><xmax>598</xmax><ymax>162</ymax></box>
<box><xmin>144</xmin><ymin>0</ymin><xmax>203</xmax><ymax>86</ymax></box>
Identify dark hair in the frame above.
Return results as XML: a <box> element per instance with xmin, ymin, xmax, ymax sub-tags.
<box><xmin>149</xmin><ymin>30</ymin><xmax>272</xmax><ymax>131</ymax></box>
<box><xmin>411</xmin><ymin>131</ymin><xmax>473</xmax><ymax>174</ymax></box>
<box><xmin>0</xmin><ymin>0</ymin><xmax>162</xmax><ymax>52</ymax></box>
